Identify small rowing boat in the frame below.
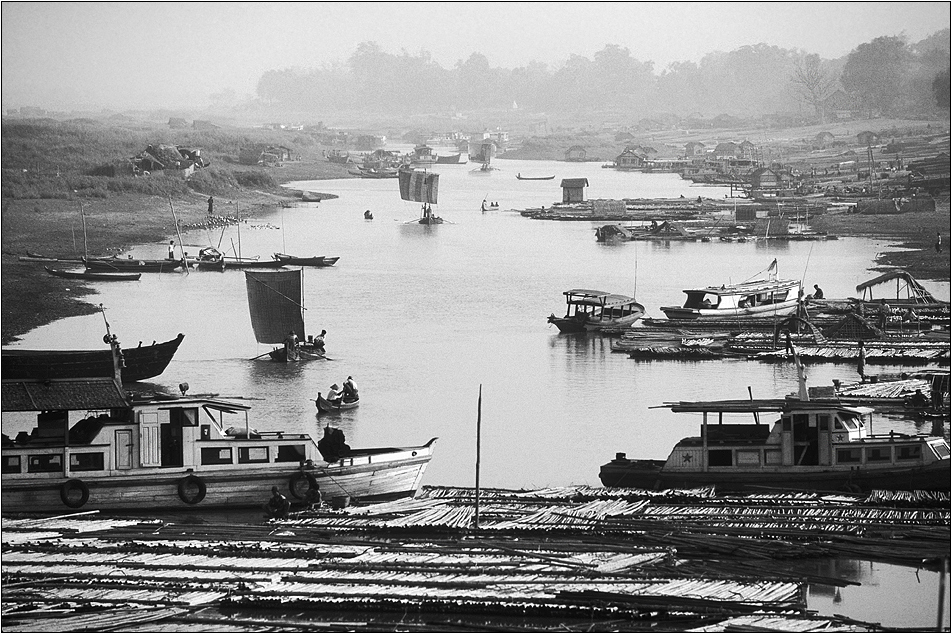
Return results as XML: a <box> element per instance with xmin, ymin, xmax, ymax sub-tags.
<box><xmin>315</xmin><ymin>394</ymin><xmax>360</xmax><ymax>413</ymax></box>
<box><xmin>45</xmin><ymin>267</ymin><xmax>142</xmax><ymax>281</ymax></box>
<box><xmin>273</xmin><ymin>253</ymin><xmax>340</xmax><ymax>267</ymax></box>
<box><xmin>517</xmin><ymin>173</ymin><xmax>555</xmax><ymax>180</ymax></box>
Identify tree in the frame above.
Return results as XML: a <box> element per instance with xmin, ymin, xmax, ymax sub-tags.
<box><xmin>841</xmin><ymin>36</ymin><xmax>909</xmax><ymax>116</ymax></box>
<box><xmin>790</xmin><ymin>53</ymin><xmax>836</xmax><ymax>121</ymax></box>
<box><xmin>934</xmin><ymin>67</ymin><xmax>951</xmax><ymax>108</ymax></box>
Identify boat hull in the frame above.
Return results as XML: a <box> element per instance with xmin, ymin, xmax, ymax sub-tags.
<box><xmin>1</xmin><ymin>444</ymin><xmax>435</xmax><ymax>513</ymax></box>
<box><xmin>548</xmin><ymin>312</ymin><xmax>643</xmax><ymax>333</ymax></box>
<box><xmin>273</xmin><ymin>254</ymin><xmax>340</xmax><ymax>267</ymax></box>
<box><xmin>267</xmin><ymin>345</ymin><xmax>325</xmax><ymax>362</ymax></box>
<box><xmin>1</xmin><ymin>334</ymin><xmax>185</xmax><ymax>382</ymax></box>
<box><xmin>598</xmin><ymin>457</ymin><xmax>951</xmax><ymax>493</ymax></box>
<box><xmin>435</xmin><ymin>153</ymin><xmax>462</xmax><ymax>164</ymax></box>
<box><xmin>660</xmin><ymin>300</ymin><xmax>800</xmax><ymax>321</ymax></box>
<box><xmin>84</xmin><ymin>258</ymin><xmax>186</xmax><ymax>273</ymax></box>
<box><xmin>45</xmin><ymin>267</ymin><xmax>141</xmax><ymax>281</ymax></box>
<box><xmin>316</xmin><ymin>395</ymin><xmax>359</xmax><ymax>413</ymax></box>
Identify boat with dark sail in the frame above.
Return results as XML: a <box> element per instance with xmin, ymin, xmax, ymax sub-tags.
<box><xmin>598</xmin><ymin>366</ymin><xmax>951</xmax><ymax>493</ymax></box>
<box><xmin>273</xmin><ymin>253</ymin><xmax>340</xmax><ymax>267</ymax></box>
<box><xmin>2</xmin><ymin>334</ymin><xmax>184</xmax><ymax>382</ymax></box>
<box><xmin>1</xmin><ymin>378</ymin><xmax>437</xmax><ymax>513</ymax></box>
<box><xmin>245</xmin><ymin>268</ymin><xmax>324</xmax><ymax>362</ymax></box>
<box><xmin>547</xmin><ymin>289</ymin><xmax>645</xmax><ymax>333</ymax></box>
<box><xmin>45</xmin><ymin>267</ymin><xmax>141</xmax><ymax>281</ymax></box>
<box><xmin>399</xmin><ymin>165</ymin><xmax>443</xmax><ymax>225</ymax></box>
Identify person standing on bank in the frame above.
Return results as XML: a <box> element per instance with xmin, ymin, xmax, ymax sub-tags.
<box><xmin>167</xmin><ymin>240</ymin><xmax>175</xmax><ymax>260</ymax></box>
<box><xmin>207</xmin><ymin>196</ymin><xmax>214</xmax><ymax>215</ymax></box>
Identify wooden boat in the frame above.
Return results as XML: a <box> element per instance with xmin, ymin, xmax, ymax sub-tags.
<box><xmin>301</xmin><ymin>191</ymin><xmax>322</xmax><ymax>202</ymax></box>
<box><xmin>0</xmin><ymin>378</ymin><xmax>437</xmax><ymax>513</ymax></box>
<box><xmin>408</xmin><ymin>144</ymin><xmax>437</xmax><ymax>166</ymax></box>
<box><xmin>325</xmin><ymin>149</ymin><xmax>352</xmax><ymax>164</ymax></box>
<box><xmin>45</xmin><ymin>267</ymin><xmax>141</xmax><ymax>281</ymax></box>
<box><xmin>2</xmin><ymin>334</ymin><xmax>184</xmax><ymax>382</ymax></box>
<box><xmin>599</xmin><ymin>369</ymin><xmax>950</xmax><ymax>493</ymax></box>
<box><xmin>354</xmin><ymin>166</ymin><xmax>399</xmax><ymax>179</ymax></box>
<box><xmin>245</xmin><ymin>268</ymin><xmax>324</xmax><ymax>362</ymax></box>
<box><xmin>660</xmin><ymin>259</ymin><xmax>801</xmax><ymax>321</ymax></box>
<box><xmin>399</xmin><ymin>165</ymin><xmax>444</xmax><ymax>225</ymax></box>
<box><xmin>480</xmin><ymin>201</ymin><xmax>499</xmax><ymax>212</ymax></box>
<box><xmin>84</xmin><ymin>257</ymin><xmax>187</xmax><ymax>273</ymax></box>
<box><xmin>434</xmin><ymin>153</ymin><xmax>462</xmax><ymax>164</ymax></box>
<box><xmin>316</xmin><ymin>394</ymin><xmax>360</xmax><ymax>413</ymax></box>
<box><xmin>548</xmin><ymin>289</ymin><xmax>645</xmax><ymax>333</ymax></box>
<box><xmin>516</xmin><ymin>173</ymin><xmax>555</xmax><ymax>180</ymax></box>
<box><xmin>273</xmin><ymin>253</ymin><xmax>340</xmax><ymax>267</ymax></box>
<box><xmin>808</xmin><ymin>270</ymin><xmax>951</xmax><ymax>328</ymax></box>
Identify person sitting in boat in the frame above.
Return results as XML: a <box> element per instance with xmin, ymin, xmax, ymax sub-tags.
<box><xmin>907</xmin><ymin>389</ymin><xmax>930</xmax><ymax>409</ymax></box>
<box><xmin>342</xmin><ymin>375</ymin><xmax>358</xmax><ymax>400</ymax></box>
<box><xmin>326</xmin><ymin>383</ymin><xmax>343</xmax><ymax>406</ymax></box>
<box><xmin>700</xmin><ymin>298</ymin><xmax>713</xmax><ymax>308</ymax></box>
<box><xmin>264</xmin><ymin>486</ymin><xmax>291</xmax><ymax>520</ymax></box>
<box><xmin>812</xmin><ymin>284</ymin><xmax>824</xmax><ymax>300</ymax></box>
<box><xmin>284</xmin><ymin>330</ymin><xmax>299</xmax><ymax>361</ymax></box>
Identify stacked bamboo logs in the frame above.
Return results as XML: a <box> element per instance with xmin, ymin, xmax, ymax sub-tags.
<box><xmin>2</xmin><ymin>486</ymin><xmax>947</xmax><ymax>631</ymax></box>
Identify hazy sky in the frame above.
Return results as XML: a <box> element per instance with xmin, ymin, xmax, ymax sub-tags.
<box><xmin>2</xmin><ymin>1</ymin><xmax>949</xmax><ymax>110</ymax></box>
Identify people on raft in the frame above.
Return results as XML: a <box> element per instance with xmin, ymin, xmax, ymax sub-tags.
<box><xmin>263</xmin><ymin>486</ymin><xmax>291</xmax><ymax>520</ymax></box>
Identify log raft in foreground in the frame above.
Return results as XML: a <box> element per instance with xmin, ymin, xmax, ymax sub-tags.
<box><xmin>2</xmin><ymin>486</ymin><xmax>947</xmax><ymax>631</ymax></box>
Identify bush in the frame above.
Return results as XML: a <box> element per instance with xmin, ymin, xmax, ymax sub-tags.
<box><xmin>234</xmin><ymin>170</ymin><xmax>276</xmax><ymax>188</ymax></box>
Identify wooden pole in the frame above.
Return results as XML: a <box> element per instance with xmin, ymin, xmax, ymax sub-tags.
<box><xmin>236</xmin><ymin>201</ymin><xmax>241</xmax><ymax>259</ymax></box>
<box><xmin>474</xmin><ymin>384</ymin><xmax>482</xmax><ymax>529</ymax></box>
<box><xmin>80</xmin><ymin>203</ymin><xmax>89</xmax><ymax>262</ymax></box>
<box><xmin>167</xmin><ymin>196</ymin><xmax>188</xmax><ymax>274</ymax></box>
<box><xmin>938</xmin><ymin>556</ymin><xmax>948</xmax><ymax>631</ymax></box>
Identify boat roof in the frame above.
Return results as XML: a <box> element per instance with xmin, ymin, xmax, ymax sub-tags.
<box><xmin>2</xmin><ymin>378</ymin><xmax>129</xmax><ymax>412</ymax></box>
<box><xmin>657</xmin><ymin>397</ymin><xmax>874</xmax><ymax>416</ymax></box>
<box><xmin>682</xmin><ymin>278</ymin><xmax>800</xmax><ymax>295</ymax></box>
<box><xmin>563</xmin><ymin>289</ymin><xmax>639</xmax><ymax>307</ymax></box>
<box><xmin>129</xmin><ymin>393</ymin><xmax>252</xmax><ymax>413</ymax></box>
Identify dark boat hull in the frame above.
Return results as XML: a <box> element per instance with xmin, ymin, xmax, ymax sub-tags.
<box><xmin>316</xmin><ymin>395</ymin><xmax>360</xmax><ymax>413</ymax></box>
<box><xmin>267</xmin><ymin>345</ymin><xmax>325</xmax><ymax>362</ymax></box>
<box><xmin>273</xmin><ymin>254</ymin><xmax>340</xmax><ymax>267</ymax></box>
<box><xmin>516</xmin><ymin>175</ymin><xmax>555</xmax><ymax>180</ymax></box>
<box><xmin>598</xmin><ymin>457</ymin><xmax>951</xmax><ymax>493</ymax></box>
<box><xmin>45</xmin><ymin>267</ymin><xmax>141</xmax><ymax>281</ymax></box>
<box><xmin>1</xmin><ymin>334</ymin><xmax>185</xmax><ymax>382</ymax></box>
<box><xmin>435</xmin><ymin>153</ymin><xmax>462</xmax><ymax>164</ymax></box>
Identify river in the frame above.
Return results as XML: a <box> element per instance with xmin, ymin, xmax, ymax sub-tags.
<box><xmin>3</xmin><ymin>153</ymin><xmax>949</xmax><ymax>627</ymax></box>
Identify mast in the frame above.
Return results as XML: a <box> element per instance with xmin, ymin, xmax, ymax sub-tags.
<box><xmin>80</xmin><ymin>203</ymin><xmax>89</xmax><ymax>261</ymax></box>
<box><xmin>167</xmin><ymin>196</ymin><xmax>189</xmax><ymax>274</ymax></box>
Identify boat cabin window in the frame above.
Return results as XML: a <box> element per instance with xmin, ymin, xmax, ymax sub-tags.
<box><xmin>2</xmin><ymin>455</ymin><xmax>21</xmax><ymax>474</ymax></box>
<box><xmin>70</xmin><ymin>452</ymin><xmax>104</xmax><ymax>471</ymax></box>
<box><xmin>683</xmin><ymin>292</ymin><xmax>719</xmax><ymax>309</ymax></box>
<box><xmin>277</xmin><ymin>444</ymin><xmax>306</xmax><ymax>462</ymax></box>
<box><xmin>781</xmin><ymin>416</ymin><xmax>792</xmax><ymax>432</ymax></box>
<box><xmin>201</xmin><ymin>447</ymin><xmax>233</xmax><ymax>465</ymax></box>
<box><xmin>836</xmin><ymin>448</ymin><xmax>861</xmax><ymax>463</ymax></box>
<box><xmin>28</xmin><ymin>454</ymin><xmax>63</xmax><ymax>473</ymax></box>
<box><xmin>931</xmin><ymin>443</ymin><xmax>951</xmax><ymax>459</ymax></box>
<box><xmin>239</xmin><ymin>447</ymin><xmax>270</xmax><ymax>464</ymax></box>
<box><xmin>865</xmin><ymin>447</ymin><xmax>891</xmax><ymax>463</ymax></box>
<box><xmin>818</xmin><ymin>415</ymin><xmax>830</xmax><ymax>431</ymax></box>
<box><xmin>708</xmin><ymin>449</ymin><xmax>732</xmax><ymax>467</ymax></box>
<box><xmin>834</xmin><ymin>417</ymin><xmax>858</xmax><ymax>431</ymax></box>
<box><xmin>896</xmin><ymin>445</ymin><xmax>922</xmax><ymax>461</ymax></box>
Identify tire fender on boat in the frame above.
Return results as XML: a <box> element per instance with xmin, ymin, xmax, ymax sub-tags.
<box><xmin>177</xmin><ymin>474</ymin><xmax>207</xmax><ymax>505</ymax></box>
<box><xmin>60</xmin><ymin>479</ymin><xmax>90</xmax><ymax>508</ymax></box>
<box><xmin>289</xmin><ymin>472</ymin><xmax>319</xmax><ymax>499</ymax></box>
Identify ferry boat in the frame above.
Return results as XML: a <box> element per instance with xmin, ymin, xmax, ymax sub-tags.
<box><xmin>659</xmin><ymin>259</ymin><xmax>802</xmax><ymax>321</ymax></box>
<box><xmin>1</xmin><ymin>378</ymin><xmax>437</xmax><ymax>513</ymax></box>
<box><xmin>547</xmin><ymin>289</ymin><xmax>645</xmax><ymax>333</ymax></box>
<box><xmin>598</xmin><ymin>372</ymin><xmax>950</xmax><ymax>493</ymax></box>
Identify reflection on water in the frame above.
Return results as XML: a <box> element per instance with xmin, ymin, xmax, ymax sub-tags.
<box><xmin>806</xmin><ymin>560</ymin><xmax>950</xmax><ymax>629</ymax></box>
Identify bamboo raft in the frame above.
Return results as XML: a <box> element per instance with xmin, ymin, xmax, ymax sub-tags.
<box><xmin>2</xmin><ymin>486</ymin><xmax>947</xmax><ymax>631</ymax></box>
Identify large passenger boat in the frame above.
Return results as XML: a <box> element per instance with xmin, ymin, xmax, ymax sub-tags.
<box><xmin>659</xmin><ymin>259</ymin><xmax>801</xmax><ymax>321</ymax></box>
<box><xmin>1</xmin><ymin>378</ymin><xmax>437</xmax><ymax>513</ymax></box>
<box><xmin>599</xmin><ymin>372</ymin><xmax>950</xmax><ymax>493</ymax></box>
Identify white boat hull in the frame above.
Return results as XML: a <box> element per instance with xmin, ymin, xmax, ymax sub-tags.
<box><xmin>661</xmin><ymin>299</ymin><xmax>800</xmax><ymax>321</ymax></box>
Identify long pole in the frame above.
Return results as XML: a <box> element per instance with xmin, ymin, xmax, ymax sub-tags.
<box><xmin>236</xmin><ymin>201</ymin><xmax>242</xmax><ymax>259</ymax></box>
<box><xmin>474</xmin><ymin>384</ymin><xmax>482</xmax><ymax>529</ymax></box>
<box><xmin>167</xmin><ymin>196</ymin><xmax>188</xmax><ymax>275</ymax></box>
<box><xmin>80</xmin><ymin>203</ymin><xmax>89</xmax><ymax>262</ymax></box>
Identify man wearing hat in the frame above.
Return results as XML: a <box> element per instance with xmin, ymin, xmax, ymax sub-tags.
<box><xmin>326</xmin><ymin>382</ymin><xmax>343</xmax><ymax>406</ymax></box>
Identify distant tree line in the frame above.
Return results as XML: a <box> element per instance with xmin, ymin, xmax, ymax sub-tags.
<box><xmin>256</xmin><ymin>30</ymin><xmax>950</xmax><ymax>121</ymax></box>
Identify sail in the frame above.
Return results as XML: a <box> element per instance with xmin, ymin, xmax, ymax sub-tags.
<box><xmin>245</xmin><ymin>269</ymin><xmax>305</xmax><ymax>345</ymax></box>
<box><xmin>398</xmin><ymin>167</ymin><xmax>439</xmax><ymax>204</ymax></box>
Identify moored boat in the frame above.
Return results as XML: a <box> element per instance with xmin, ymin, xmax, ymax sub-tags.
<box><xmin>547</xmin><ymin>289</ymin><xmax>645</xmax><ymax>333</ymax></box>
<box><xmin>599</xmin><ymin>369</ymin><xmax>951</xmax><ymax>493</ymax></box>
<box><xmin>2</xmin><ymin>333</ymin><xmax>184</xmax><ymax>382</ymax></box>
<box><xmin>434</xmin><ymin>152</ymin><xmax>462</xmax><ymax>164</ymax></box>
<box><xmin>659</xmin><ymin>259</ymin><xmax>801</xmax><ymax>321</ymax></box>
<box><xmin>273</xmin><ymin>253</ymin><xmax>340</xmax><ymax>267</ymax></box>
<box><xmin>45</xmin><ymin>267</ymin><xmax>141</xmax><ymax>281</ymax></box>
<box><xmin>516</xmin><ymin>173</ymin><xmax>555</xmax><ymax>180</ymax></box>
<box><xmin>84</xmin><ymin>257</ymin><xmax>187</xmax><ymax>273</ymax></box>
<box><xmin>1</xmin><ymin>378</ymin><xmax>436</xmax><ymax>513</ymax></box>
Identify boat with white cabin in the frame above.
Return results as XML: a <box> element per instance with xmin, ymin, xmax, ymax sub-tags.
<box><xmin>660</xmin><ymin>259</ymin><xmax>802</xmax><ymax>321</ymax></box>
